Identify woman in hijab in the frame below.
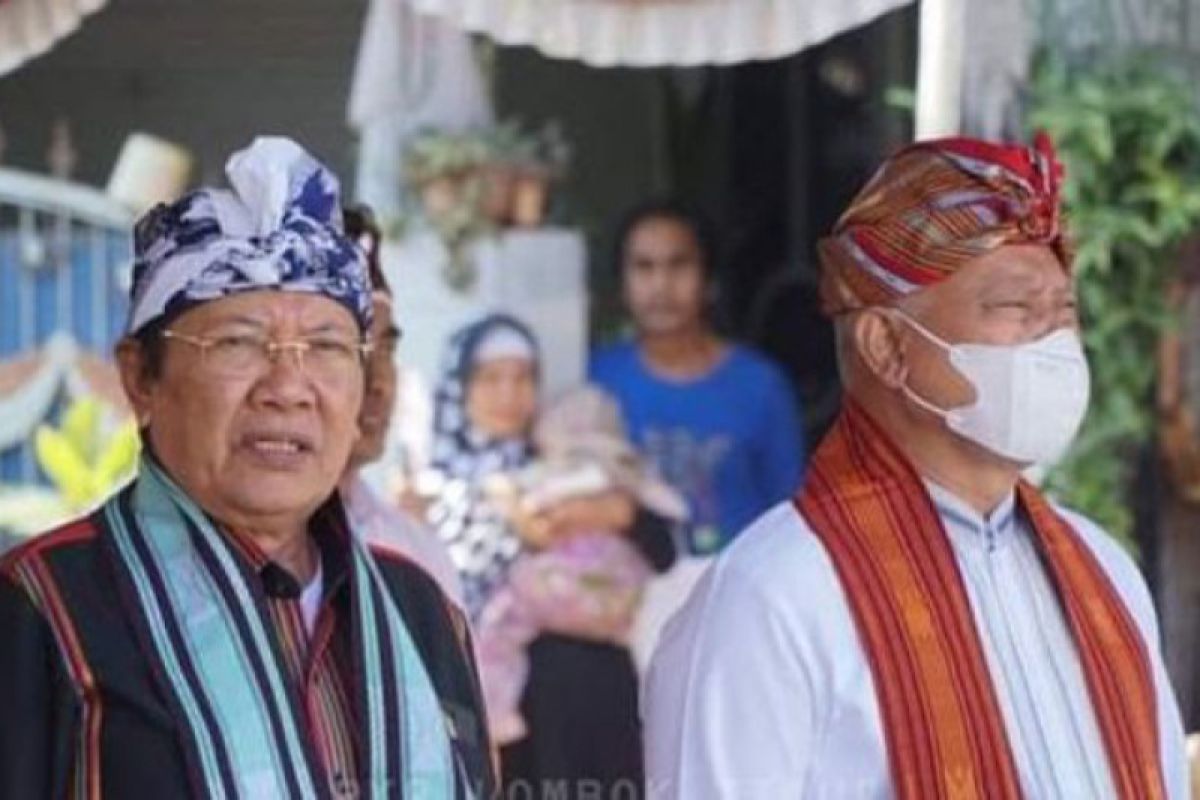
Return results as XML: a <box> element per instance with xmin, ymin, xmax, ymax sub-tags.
<box><xmin>426</xmin><ymin>313</ymin><xmax>676</xmax><ymax>797</ymax></box>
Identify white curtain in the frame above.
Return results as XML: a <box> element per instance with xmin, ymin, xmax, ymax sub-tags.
<box><xmin>402</xmin><ymin>0</ymin><xmax>914</xmax><ymax>68</ymax></box>
<box><xmin>962</xmin><ymin>0</ymin><xmax>1031</xmax><ymax>140</ymax></box>
<box><xmin>347</xmin><ymin>0</ymin><xmax>494</xmax><ymax>217</ymax></box>
<box><xmin>0</xmin><ymin>0</ymin><xmax>107</xmax><ymax>77</ymax></box>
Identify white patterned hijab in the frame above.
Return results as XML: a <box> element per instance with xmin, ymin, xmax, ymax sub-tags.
<box><xmin>427</xmin><ymin>313</ymin><xmax>540</xmax><ymax>617</ymax></box>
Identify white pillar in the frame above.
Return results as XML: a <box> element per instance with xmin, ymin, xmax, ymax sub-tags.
<box><xmin>915</xmin><ymin>0</ymin><xmax>965</xmax><ymax>140</ymax></box>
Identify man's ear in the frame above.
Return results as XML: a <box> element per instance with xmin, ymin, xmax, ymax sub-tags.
<box><xmin>851</xmin><ymin>308</ymin><xmax>909</xmax><ymax>389</ymax></box>
<box><xmin>115</xmin><ymin>338</ymin><xmax>156</xmax><ymax>427</ymax></box>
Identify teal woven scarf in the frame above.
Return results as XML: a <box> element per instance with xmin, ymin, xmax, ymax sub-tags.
<box><xmin>102</xmin><ymin>458</ymin><xmax>460</xmax><ymax>799</ymax></box>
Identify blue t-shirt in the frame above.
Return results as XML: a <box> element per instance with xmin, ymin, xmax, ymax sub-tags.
<box><xmin>590</xmin><ymin>341</ymin><xmax>804</xmax><ymax>553</ymax></box>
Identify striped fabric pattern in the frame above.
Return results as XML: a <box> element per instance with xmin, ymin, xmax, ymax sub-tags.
<box><xmin>221</xmin><ymin>527</ymin><xmax>362</xmax><ymax>797</ymax></box>
<box><xmin>1019</xmin><ymin>484</ymin><xmax>1166</xmax><ymax>797</ymax></box>
<box><xmin>796</xmin><ymin>402</ymin><xmax>1165</xmax><ymax>800</ymax></box>
<box><xmin>356</xmin><ymin>548</ymin><xmax>458</xmax><ymax>798</ymax></box>
<box><xmin>106</xmin><ymin>467</ymin><xmax>322</xmax><ymax>800</ymax></box>
<box><xmin>102</xmin><ymin>457</ymin><xmax>459</xmax><ymax>800</ymax></box>
<box><xmin>818</xmin><ymin>134</ymin><xmax>1068</xmax><ymax>313</ymax></box>
<box><xmin>0</xmin><ymin>520</ymin><xmax>104</xmax><ymax>800</ymax></box>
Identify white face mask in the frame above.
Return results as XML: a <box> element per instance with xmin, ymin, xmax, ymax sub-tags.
<box><xmin>896</xmin><ymin>312</ymin><xmax>1091</xmax><ymax>466</ymax></box>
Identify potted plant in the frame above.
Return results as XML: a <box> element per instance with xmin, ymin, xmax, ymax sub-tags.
<box><xmin>481</xmin><ymin>121</ymin><xmax>525</xmax><ymax>225</ymax></box>
<box><xmin>404</xmin><ymin>129</ymin><xmax>490</xmax><ymax>220</ymax></box>
<box><xmin>511</xmin><ymin>121</ymin><xmax>572</xmax><ymax>228</ymax></box>
<box><xmin>400</xmin><ymin>120</ymin><xmax>574</xmax><ymax>290</ymax></box>
<box><xmin>404</xmin><ymin>129</ymin><xmax>496</xmax><ymax>289</ymax></box>
<box><xmin>427</xmin><ymin>177</ymin><xmax>495</xmax><ymax>291</ymax></box>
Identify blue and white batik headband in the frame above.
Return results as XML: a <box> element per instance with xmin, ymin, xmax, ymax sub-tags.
<box><xmin>126</xmin><ymin>136</ymin><xmax>372</xmax><ymax>335</ymax></box>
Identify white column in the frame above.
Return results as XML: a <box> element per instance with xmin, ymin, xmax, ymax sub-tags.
<box><xmin>915</xmin><ymin>0</ymin><xmax>966</xmax><ymax>139</ymax></box>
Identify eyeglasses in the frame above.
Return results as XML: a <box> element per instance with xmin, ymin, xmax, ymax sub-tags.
<box><xmin>162</xmin><ymin>329</ymin><xmax>372</xmax><ymax>381</ymax></box>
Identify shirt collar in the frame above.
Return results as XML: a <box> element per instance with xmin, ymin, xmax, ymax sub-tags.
<box><xmin>218</xmin><ymin>493</ymin><xmax>353</xmax><ymax>600</ymax></box>
<box><xmin>141</xmin><ymin>447</ymin><xmax>354</xmax><ymax>600</ymax></box>
<box><xmin>925</xmin><ymin>480</ymin><xmax>1018</xmax><ymax>548</ymax></box>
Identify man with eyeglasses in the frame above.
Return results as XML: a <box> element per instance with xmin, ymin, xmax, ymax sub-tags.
<box><xmin>0</xmin><ymin>138</ymin><xmax>494</xmax><ymax>799</ymax></box>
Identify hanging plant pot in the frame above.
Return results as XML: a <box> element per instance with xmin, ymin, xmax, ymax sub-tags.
<box><xmin>428</xmin><ymin>175</ymin><xmax>493</xmax><ymax>293</ymax></box>
<box><xmin>512</xmin><ymin>172</ymin><xmax>550</xmax><ymax>228</ymax></box>
<box><xmin>402</xmin><ymin>122</ymin><xmax>572</xmax><ymax>289</ymax></box>
<box><xmin>441</xmin><ymin>244</ymin><xmax>477</xmax><ymax>292</ymax></box>
<box><xmin>482</xmin><ymin>164</ymin><xmax>517</xmax><ymax>225</ymax></box>
<box><xmin>420</xmin><ymin>175</ymin><xmax>467</xmax><ymax>221</ymax></box>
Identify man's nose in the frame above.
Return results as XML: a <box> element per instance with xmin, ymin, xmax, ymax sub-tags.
<box><xmin>254</xmin><ymin>349</ymin><xmax>318</xmax><ymax>408</ymax></box>
<box><xmin>645</xmin><ymin>264</ymin><xmax>674</xmax><ymax>291</ymax></box>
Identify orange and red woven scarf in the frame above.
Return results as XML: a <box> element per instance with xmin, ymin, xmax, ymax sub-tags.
<box><xmin>796</xmin><ymin>403</ymin><xmax>1164</xmax><ymax>799</ymax></box>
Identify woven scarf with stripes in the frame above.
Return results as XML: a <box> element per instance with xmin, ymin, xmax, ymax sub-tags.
<box><xmin>102</xmin><ymin>457</ymin><xmax>462</xmax><ymax>799</ymax></box>
<box><xmin>796</xmin><ymin>403</ymin><xmax>1164</xmax><ymax>799</ymax></box>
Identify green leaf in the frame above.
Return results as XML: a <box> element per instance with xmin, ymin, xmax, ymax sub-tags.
<box><xmin>1030</xmin><ymin>49</ymin><xmax>1200</xmax><ymax>546</ymax></box>
<box><xmin>94</xmin><ymin>423</ymin><xmax>140</xmax><ymax>489</ymax></box>
<box><xmin>34</xmin><ymin>426</ymin><xmax>95</xmax><ymax>509</ymax></box>
<box><xmin>61</xmin><ymin>397</ymin><xmax>100</xmax><ymax>466</ymax></box>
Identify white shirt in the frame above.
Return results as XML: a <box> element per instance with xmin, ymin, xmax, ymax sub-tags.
<box><xmin>298</xmin><ymin>559</ymin><xmax>324</xmax><ymax>636</ymax></box>
<box><xmin>341</xmin><ymin>474</ymin><xmax>466</xmax><ymax>609</ymax></box>
<box><xmin>644</xmin><ymin>488</ymin><xmax>1188</xmax><ymax>799</ymax></box>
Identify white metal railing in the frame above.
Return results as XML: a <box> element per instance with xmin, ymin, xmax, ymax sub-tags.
<box><xmin>0</xmin><ymin>166</ymin><xmax>132</xmax><ymax>229</ymax></box>
<box><xmin>0</xmin><ymin>166</ymin><xmax>132</xmax><ymax>482</ymax></box>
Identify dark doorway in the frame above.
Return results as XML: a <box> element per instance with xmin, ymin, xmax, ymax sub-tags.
<box><xmin>494</xmin><ymin>6</ymin><xmax>916</xmax><ymax>445</ymax></box>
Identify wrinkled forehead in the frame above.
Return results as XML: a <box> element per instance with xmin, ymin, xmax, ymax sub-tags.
<box><xmin>901</xmin><ymin>243</ymin><xmax>1072</xmax><ymax>311</ymax></box>
<box><xmin>959</xmin><ymin>243</ymin><xmax>1068</xmax><ymax>291</ymax></box>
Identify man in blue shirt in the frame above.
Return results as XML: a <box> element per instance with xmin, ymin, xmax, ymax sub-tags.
<box><xmin>590</xmin><ymin>201</ymin><xmax>803</xmax><ymax>554</ymax></box>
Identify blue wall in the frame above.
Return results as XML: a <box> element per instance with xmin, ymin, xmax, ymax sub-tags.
<box><xmin>0</xmin><ymin>229</ymin><xmax>130</xmax><ymax>482</ymax></box>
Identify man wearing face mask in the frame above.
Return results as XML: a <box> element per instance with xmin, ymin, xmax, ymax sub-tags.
<box><xmin>644</xmin><ymin>135</ymin><xmax>1188</xmax><ymax>799</ymax></box>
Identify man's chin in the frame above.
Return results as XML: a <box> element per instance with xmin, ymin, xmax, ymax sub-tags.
<box><xmin>636</xmin><ymin>316</ymin><xmax>690</xmax><ymax>337</ymax></box>
<box><xmin>957</xmin><ymin>434</ymin><xmax>1032</xmax><ymax>474</ymax></box>
<box><xmin>228</xmin><ymin>492</ymin><xmax>327</xmax><ymax>523</ymax></box>
<box><xmin>225</xmin><ymin>470</ymin><xmax>335</xmax><ymax>512</ymax></box>
<box><xmin>348</xmin><ymin>441</ymin><xmax>386</xmax><ymax>471</ymax></box>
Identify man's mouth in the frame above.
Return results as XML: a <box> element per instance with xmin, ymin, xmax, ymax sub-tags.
<box><xmin>241</xmin><ymin>432</ymin><xmax>316</xmax><ymax>457</ymax></box>
<box><xmin>641</xmin><ymin>303</ymin><xmax>683</xmax><ymax>318</ymax></box>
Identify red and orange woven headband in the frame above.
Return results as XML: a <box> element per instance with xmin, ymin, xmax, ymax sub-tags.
<box><xmin>818</xmin><ymin>133</ymin><xmax>1070</xmax><ymax>315</ymax></box>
